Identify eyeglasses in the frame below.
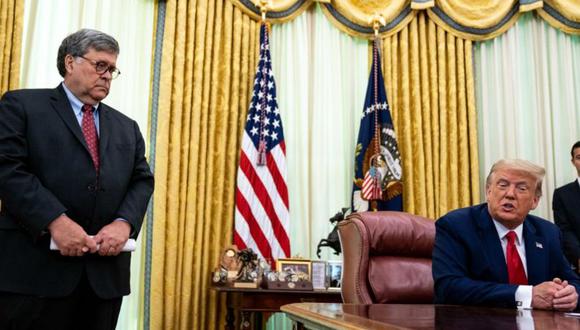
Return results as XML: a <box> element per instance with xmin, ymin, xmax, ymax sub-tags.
<box><xmin>78</xmin><ymin>55</ymin><xmax>121</xmax><ymax>79</ymax></box>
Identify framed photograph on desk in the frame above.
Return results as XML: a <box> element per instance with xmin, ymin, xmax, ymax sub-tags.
<box><xmin>276</xmin><ymin>259</ymin><xmax>311</xmax><ymax>280</ymax></box>
<box><xmin>327</xmin><ymin>260</ymin><xmax>342</xmax><ymax>291</ymax></box>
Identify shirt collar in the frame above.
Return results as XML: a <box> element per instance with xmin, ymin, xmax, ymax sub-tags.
<box><xmin>577</xmin><ymin>177</ymin><xmax>580</xmax><ymax>187</ymax></box>
<box><xmin>492</xmin><ymin>218</ymin><xmax>524</xmax><ymax>245</ymax></box>
<box><xmin>61</xmin><ymin>82</ymin><xmax>100</xmax><ymax>115</ymax></box>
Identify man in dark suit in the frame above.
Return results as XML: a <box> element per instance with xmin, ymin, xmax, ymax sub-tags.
<box><xmin>433</xmin><ymin>159</ymin><xmax>579</xmax><ymax>311</ymax></box>
<box><xmin>553</xmin><ymin>141</ymin><xmax>580</xmax><ymax>271</ymax></box>
<box><xmin>0</xmin><ymin>29</ymin><xmax>154</xmax><ymax>329</ymax></box>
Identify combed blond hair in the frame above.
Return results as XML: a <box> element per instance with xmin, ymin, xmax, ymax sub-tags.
<box><xmin>485</xmin><ymin>159</ymin><xmax>545</xmax><ymax>197</ymax></box>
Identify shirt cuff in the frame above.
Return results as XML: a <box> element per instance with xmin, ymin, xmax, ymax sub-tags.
<box><xmin>515</xmin><ymin>285</ymin><xmax>533</xmax><ymax>309</ymax></box>
<box><xmin>114</xmin><ymin>218</ymin><xmax>134</xmax><ymax>236</ymax></box>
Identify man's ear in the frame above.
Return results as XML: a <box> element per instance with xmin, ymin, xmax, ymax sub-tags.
<box><xmin>530</xmin><ymin>195</ymin><xmax>540</xmax><ymax>210</ymax></box>
<box><xmin>64</xmin><ymin>54</ymin><xmax>75</xmax><ymax>74</ymax></box>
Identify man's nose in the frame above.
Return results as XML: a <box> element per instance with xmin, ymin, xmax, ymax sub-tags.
<box><xmin>101</xmin><ymin>70</ymin><xmax>113</xmax><ymax>80</ymax></box>
<box><xmin>505</xmin><ymin>185</ymin><xmax>516</xmax><ymax>198</ymax></box>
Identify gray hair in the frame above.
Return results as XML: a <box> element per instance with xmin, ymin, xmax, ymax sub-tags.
<box><xmin>485</xmin><ymin>159</ymin><xmax>546</xmax><ymax>197</ymax></box>
<box><xmin>57</xmin><ymin>29</ymin><xmax>119</xmax><ymax>77</ymax></box>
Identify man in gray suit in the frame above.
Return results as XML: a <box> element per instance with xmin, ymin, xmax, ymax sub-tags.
<box><xmin>0</xmin><ymin>29</ymin><xmax>154</xmax><ymax>329</ymax></box>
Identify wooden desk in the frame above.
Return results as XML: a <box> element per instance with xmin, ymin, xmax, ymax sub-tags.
<box><xmin>281</xmin><ymin>303</ymin><xmax>580</xmax><ymax>330</ymax></box>
<box><xmin>212</xmin><ymin>286</ymin><xmax>342</xmax><ymax>330</ymax></box>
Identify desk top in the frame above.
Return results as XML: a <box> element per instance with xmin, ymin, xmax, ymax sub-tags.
<box><xmin>281</xmin><ymin>303</ymin><xmax>580</xmax><ymax>330</ymax></box>
<box><xmin>211</xmin><ymin>285</ymin><xmax>341</xmax><ymax>295</ymax></box>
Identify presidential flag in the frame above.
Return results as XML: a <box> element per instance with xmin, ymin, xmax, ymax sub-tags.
<box><xmin>352</xmin><ymin>39</ymin><xmax>403</xmax><ymax>212</ymax></box>
<box><xmin>234</xmin><ymin>23</ymin><xmax>290</xmax><ymax>264</ymax></box>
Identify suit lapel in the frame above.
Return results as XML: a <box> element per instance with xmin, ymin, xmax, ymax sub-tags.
<box><xmin>98</xmin><ymin>103</ymin><xmax>111</xmax><ymax>162</ymax></box>
<box><xmin>523</xmin><ymin>218</ymin><xmax>546</xmax><ymax>284</ymax></box>
<box><xmin>50</xmin><ymin>85</ymin><xmax>88</xmax><ymax>151</ymax></box>
<box><xmin>477</xmin><ymin>206</ymin><xmax>509</xmax><ymax>282</ymax></box>
<box><xmin>571</xmin><ymin>181</ymin><xmax>580</xmax><ymax>217</ymax></box>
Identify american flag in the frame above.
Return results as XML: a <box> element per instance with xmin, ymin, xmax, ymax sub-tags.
<box><xmin>234</xmin><ymin>23</ymin><xmax>290</xmax><ymax>264</ymax></box>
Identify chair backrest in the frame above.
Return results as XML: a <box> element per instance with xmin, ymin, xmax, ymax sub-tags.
<box><xmin>338</xmin><ymin>211</ymin><xmax>435</xmax><ymax>304</ymax></box>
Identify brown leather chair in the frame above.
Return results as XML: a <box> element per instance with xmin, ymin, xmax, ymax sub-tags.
<box><xmin>338</xmin><ymin>211</ymin><xmax>435</xmax><ymax>304</ymax></box>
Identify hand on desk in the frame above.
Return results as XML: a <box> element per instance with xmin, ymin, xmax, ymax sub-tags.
<box><xmin>552</xmin><ymin>278</ymin><xmax>578</xmax><ymax>311</ymax></box>
<box><xmin>532</xmin><ymin>278</ymin><xmax>578</xmax><ymax>311</ymax></box>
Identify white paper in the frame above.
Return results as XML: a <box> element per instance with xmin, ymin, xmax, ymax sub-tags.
<box><xmin>50</xmin><ymin>237</ymin><xmax>136</xmax><ymax>252</ymax></box>
<box><xmin>311</xmin><ymin>261</ymin><xmax>327</xmax><ymax>290</ymax></box>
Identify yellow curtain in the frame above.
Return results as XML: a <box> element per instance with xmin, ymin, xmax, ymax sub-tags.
<box><xmin>150</xmin><ymin>0</ymin><xmax>258</xmax><ymax>329</ymax></box>
<box><xmin>381</xmin><ymin>12</ymin><xmax>480</xmax><ymax>219</ymax></box>
<box><xmin>0</xmin><ymin>0</ymin><xmax>23</xmax><ymax>94</ymax></box>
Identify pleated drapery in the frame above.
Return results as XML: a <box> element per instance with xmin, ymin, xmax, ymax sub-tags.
<box><xmin>380</xmin><ymin>11</ymin><xmax>479</xmax><ymax>219</ymax></box>
<box><xmin>149</xmin><ymin>0</ymin><xmax>258</xmax><ymax>329</ymax></box>
<box><xmin>0</xmin><ymin>0</ymin><xmax>23</xmax><ymax>94</ymax></box>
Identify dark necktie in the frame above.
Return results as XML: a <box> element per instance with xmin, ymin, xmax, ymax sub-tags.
<box><xmin>506</xmin><ymin>231</ymin><xmax>528</xmax><ymax>285</ymax></box>
<box><xmin>81</xmin><ymin>104</ymin><xmax>99</xmax><ymax>172</ymax></box>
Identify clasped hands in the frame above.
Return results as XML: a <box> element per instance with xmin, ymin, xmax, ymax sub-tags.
<box><xmin>48</xmin><ymin>214</ymin><xmax>131</xmax><ymax>257</ymax></box>
<box><xmin>532</xmin><ymin>278</ymin><xmax>579</xmax><ymax>311</ymax></box>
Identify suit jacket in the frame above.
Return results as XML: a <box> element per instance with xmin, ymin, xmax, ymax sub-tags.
<box><xmin>0</xmin><ymin>85</ymin><xmax>154</xmax><ymax>299</ymax></box>
<box><xmin>432</xmin><ymin>203</ymin><xmax>580</xmax><ymax>308</ymax></box>
<box><xmin>553</xmin><ymin>181</ymin><xmax>580</xmax><ymax>267</ymax></box>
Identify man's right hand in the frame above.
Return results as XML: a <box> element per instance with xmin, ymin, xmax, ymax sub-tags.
<box><xmin>552</xmin><ymin>278</ymin><xmax>578</xmax><ymax>311</ymax></box>
<box><xmin>47</xmin><ymin>214</ymin><xmax>97</xmax><ymax>256</ymax></box>
<box><xmin>532</xmin><ymin>281</ymin><xmax>564</xmax><ymax>310</ymax></box>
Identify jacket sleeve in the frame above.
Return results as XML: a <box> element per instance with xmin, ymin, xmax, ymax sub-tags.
<box><xmin>553</xmin><ymin>188</ymin><xmax>580</xmax><ymax>268</ymax></box>
<box><xmin>432</xmin><ymin>216</ymin><xmax>518</xmax><ymax>307</ymax></box>
<box><xmin>0</xmin><ymin>92</ymin><xmax>67</xmax><ymax>237</ymax></box>
<box><xmin>113</xmin><ymin>120</ymin><xmax>154</xmax><ymax>238</ymax></box>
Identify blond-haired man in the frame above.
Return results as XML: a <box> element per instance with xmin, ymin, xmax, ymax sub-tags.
<box><xmin>433</xmin><ymin>159</ymin><xmax>579</xmax><ymax>311</ymax></box>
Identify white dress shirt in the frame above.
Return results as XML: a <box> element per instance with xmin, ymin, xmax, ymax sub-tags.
<box><xmin>492</xmin><ymin>219</ymin><xmax>533</xmax><ymax>309</ymax></box>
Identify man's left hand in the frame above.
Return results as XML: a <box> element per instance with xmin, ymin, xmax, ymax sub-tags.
<box><xmin>553</xmin><ymin>279</ymin><xmax>579</xmax><ymax>311</ymax></box>
<box><xmin>94</xmin><ymin>221</ymin><xmax>131</xmax><ymax>256</ymax></box>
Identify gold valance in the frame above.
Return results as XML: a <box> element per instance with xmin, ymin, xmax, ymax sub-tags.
<box><xmin>537</xmin><ymin>0</ymin><xmax>580</xmax><ymax>35</ymax></box>
<box><xmin>321</xmin><ymin>0</ymin><xmax>579</xmax><ymax>40</ymax></box>
<box><xmin>228</xmin><ymin>0</ymin><xmax>313</xmax><ymax>23</ymax></box>
<box><xmin>228</xmin><ymin>0</ymin><xmax>579</xmax><ymax>39</ymax></box>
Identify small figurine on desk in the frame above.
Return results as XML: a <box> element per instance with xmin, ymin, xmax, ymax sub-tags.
<box><xmin>235</xmin><ymin>248</ymin><xmax>259</xmax><ymax>287</ymax></box>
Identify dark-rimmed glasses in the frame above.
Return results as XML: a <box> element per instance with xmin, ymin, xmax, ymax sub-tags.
<box><xmin>78</xmin><ymin>55</ymin><xmax>121</xmax><ymax>79</ymax></box>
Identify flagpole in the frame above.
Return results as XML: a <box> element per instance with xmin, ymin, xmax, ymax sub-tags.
<box><xmin>371</xmin><ymin>14</ymin><xmax>386</xmax><ymax>211</ymax></box>
<box><xmin>259</xmin><ymin>0</ymin><xmax>269</xmax><ymax>22</ymax></box>
<box><xmin>256</xmin><ymin>0</ymin><xmax>271</xmax><ymax>165</ymax></box>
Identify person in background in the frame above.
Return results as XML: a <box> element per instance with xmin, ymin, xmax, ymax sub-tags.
<box><xmin>0</xmin><ymin>29</ymin><xmax>154</xmax><ymax>329</ymax></box>
<box><xmin>553</xmin><ymin>141</ymin><xmax>580</xmax><ymax>271</ymax></box>
<box><xmin>433</xmin><ymin>159</ymin><xmax>579</xmax><ymax>311</ymax></box>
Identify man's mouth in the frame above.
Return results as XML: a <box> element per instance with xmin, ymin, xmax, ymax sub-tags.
<box><xmin>501</xmin><ymin>203</ymin><xmax>515</xmax><ymax>212</ymax></box>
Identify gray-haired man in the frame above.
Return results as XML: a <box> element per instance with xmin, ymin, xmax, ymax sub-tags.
<box><xmin>0</xmin><ymin>29</ymin><xmax>154</xmax><ymax>329</ymax></box>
